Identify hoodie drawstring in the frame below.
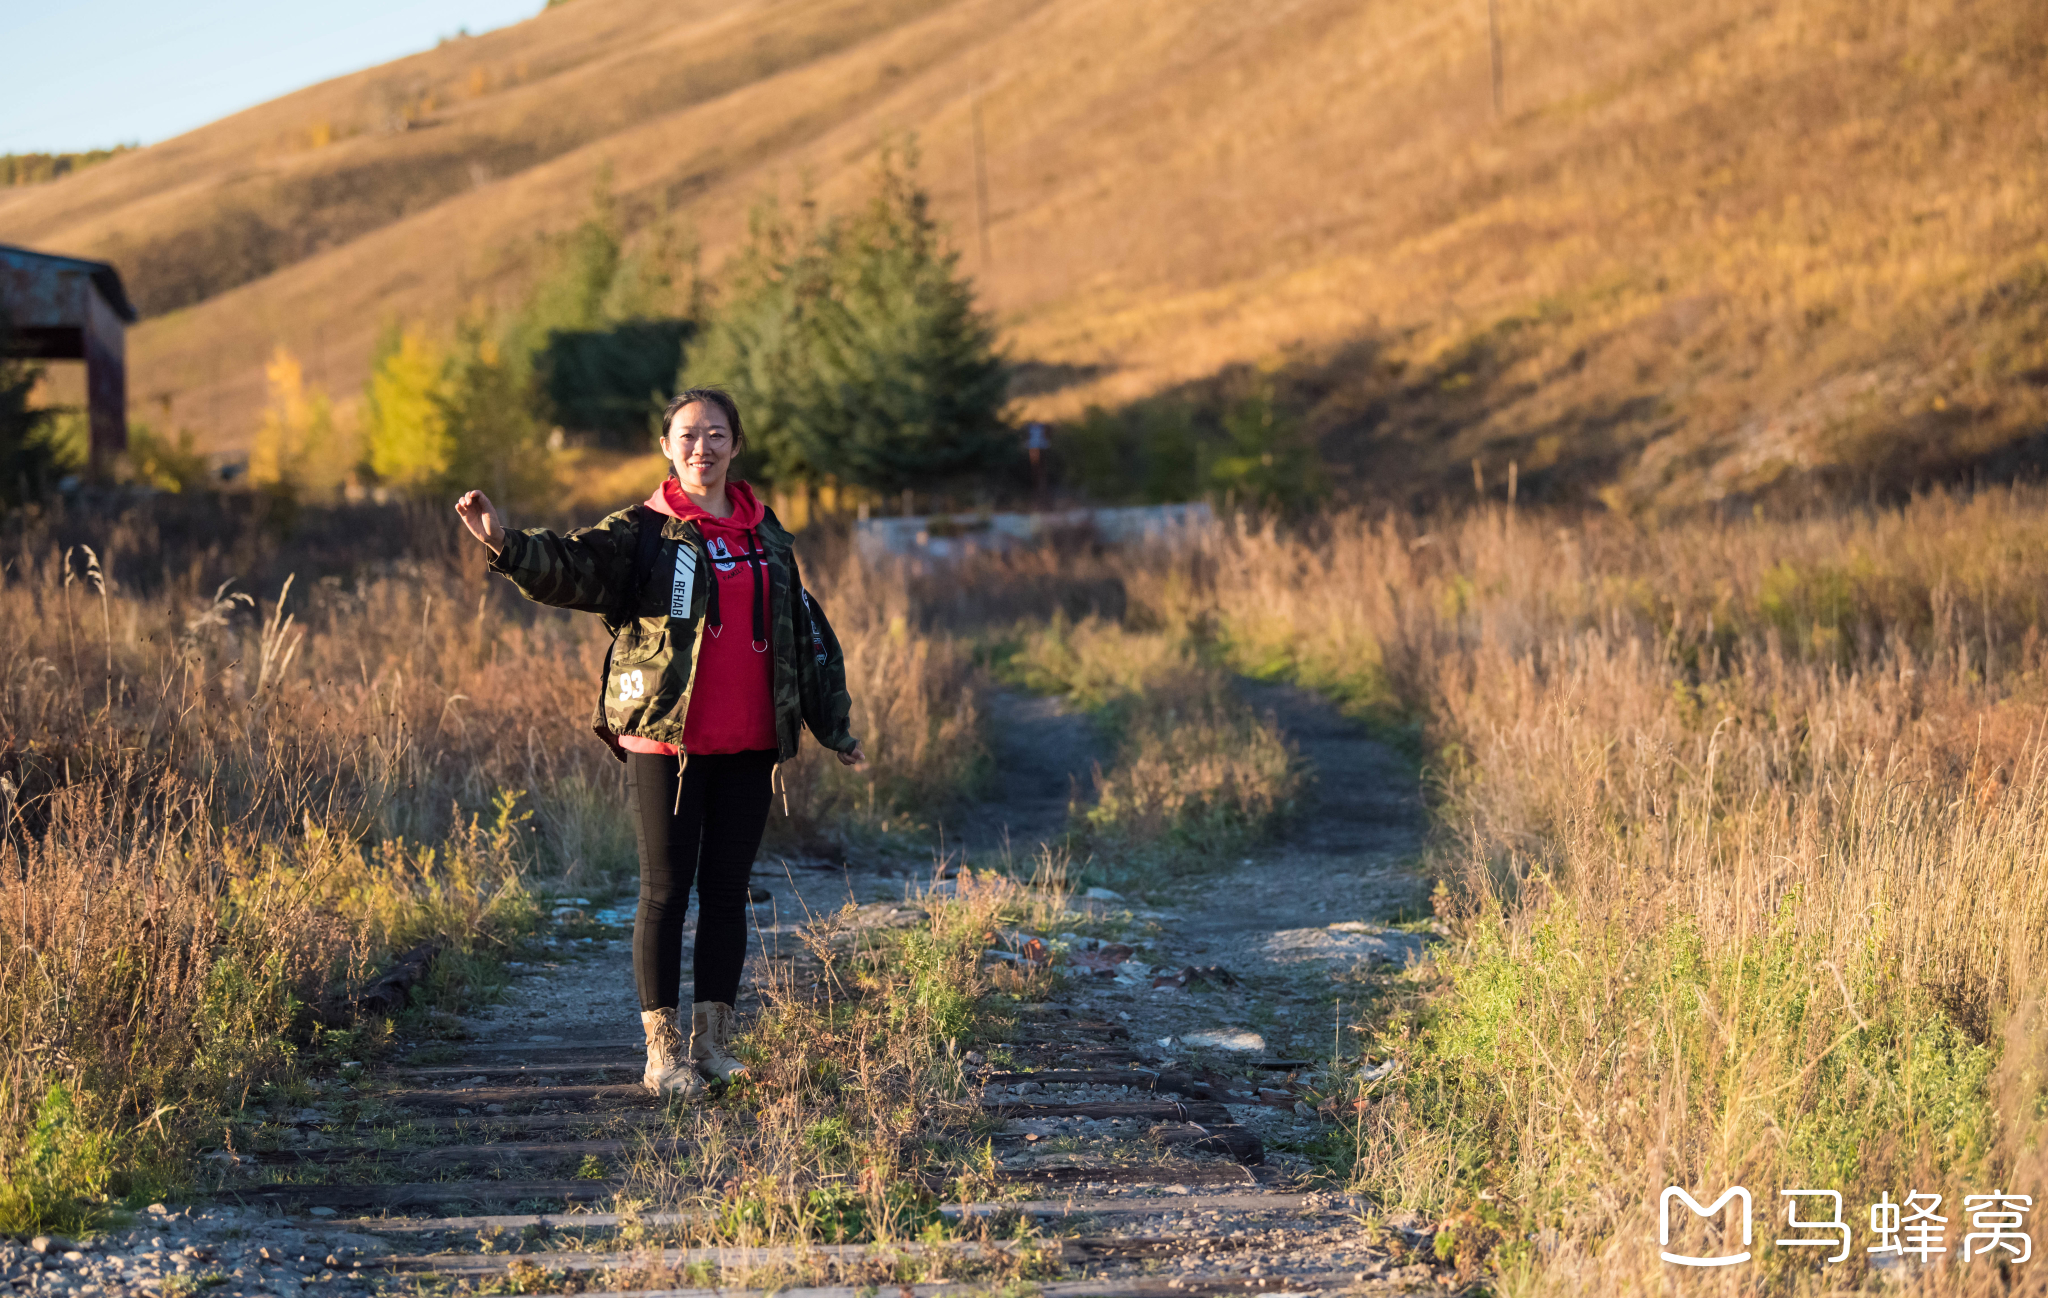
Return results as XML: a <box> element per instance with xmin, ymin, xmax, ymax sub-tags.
<box><xmin>705</xmin><ymin>549</ymin><xmax>721</xmax><ymax>636</ymax></box>
<box><xmin>749</xmin><ymin>527</ymin><xmax>768</xmax><ymax>653</ymax></box>
<box><xmin>701</xmin><ymin>529</ymin><xmax>771</xmax><ymax>654</ymax></box>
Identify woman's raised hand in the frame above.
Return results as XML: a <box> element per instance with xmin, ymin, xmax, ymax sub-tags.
<box><xmin>455</xmin><ymin>490</ymin><xmax>505</xmax><ymax>551</ymax></box>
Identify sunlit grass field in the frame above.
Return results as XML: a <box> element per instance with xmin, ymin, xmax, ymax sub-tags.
<box><xmin>0</xmin><ymin>495</ymin><xmax>980</xmax><ymax>1232</ymax></box>
<box><xmin>8</xmin><ymin>484</ymin><xmax>2048</xmax><ymax>1296</ymax></box>
<box><xmin>932</xmin><ymin>488</ymin><xmax>2048</xmax><ymax>1291</ymax></box>
<box><xmin>1173</xmin><ymin>494</ymin><xmax>2048</xmax><ymax>1292</ymax></box>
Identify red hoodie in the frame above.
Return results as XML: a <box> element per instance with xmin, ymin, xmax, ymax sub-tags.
<box><xmin>617</xmin><ymin>479</ymin><xmax>778</xmax><ymax>756</ymax></box>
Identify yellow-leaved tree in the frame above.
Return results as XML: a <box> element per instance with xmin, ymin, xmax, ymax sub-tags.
<box><xmin>361</xmin><ymin>320</ymin><xmax>551</xmax><ymax>508</ymax></box>
<box><xmin>250</xmin><ymin>346</ymin><xmax>335</xmax><ymax>498</ymax></box>
<box><xmin>363</xmin><ymin>326</ymin><xmax>453</xmax><ymax>491</ymax></box>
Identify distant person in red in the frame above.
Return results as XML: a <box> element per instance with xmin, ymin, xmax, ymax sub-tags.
<box><xmin>454</xmin><ymin>389</ymin><xmax>866</xmax><ymax>1098</ymax></box>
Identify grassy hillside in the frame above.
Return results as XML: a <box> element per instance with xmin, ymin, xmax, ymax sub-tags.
<box><xmin>2</xmin><ymin>0</ymin><xmax>2043</xmax><ymax>507</ymax></box>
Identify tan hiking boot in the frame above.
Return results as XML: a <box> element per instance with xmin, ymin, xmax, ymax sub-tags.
<box><xmin>689</xmin><ymin>1001</ymin><xmax>749</xmax><ymax>1083</ymax></box>
<box><xmin>642</xmin><ymin>1009</ymin><xmax>705</xmax><ymax>1098</ymax></box>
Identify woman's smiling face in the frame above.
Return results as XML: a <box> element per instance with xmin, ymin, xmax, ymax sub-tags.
<box><xmin>662</xmin><ymin>400</ymin><xmax>734</xmax><ymax>493</ymax></box>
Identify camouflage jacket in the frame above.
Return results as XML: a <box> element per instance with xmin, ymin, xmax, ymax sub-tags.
<box><xmin>486</xmin><ymin>505</ymin><xmax>856</xmax><ymax>762</ymax></box>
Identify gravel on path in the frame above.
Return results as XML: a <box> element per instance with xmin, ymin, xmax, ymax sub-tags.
<box><xmin>79</xmin><ymin>677</ymin><xmax>1443</xmax><ymax>1297</ymax></box>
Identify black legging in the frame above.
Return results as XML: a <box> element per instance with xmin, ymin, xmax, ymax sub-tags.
<box><xmin>626</xmin><ymin>749</ymin><xmax>776</xmax><ymax>1011</ymax></box>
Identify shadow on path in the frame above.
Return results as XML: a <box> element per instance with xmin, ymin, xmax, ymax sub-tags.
<box><xmin>1235</xmin><ymin>677</ymin><xmax>1426</xmax><ymax>861</ymax></box>
<box><xmin>943</xmin><ymin>689</ymin><xmax>1107</xmax><ymax>862</ymax></box>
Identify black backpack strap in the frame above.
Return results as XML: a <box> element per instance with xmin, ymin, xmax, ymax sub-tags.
<box><xmin>608</xmin><ymin>505</ymin><xmax>667</xmax><ymax>631</ymax></box>
<box><xmin>594</xmin><ymin>506</ymin><xmax>669</xmax><ymax>761</ymax></box>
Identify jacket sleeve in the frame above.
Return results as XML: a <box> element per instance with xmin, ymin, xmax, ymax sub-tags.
<box><xmin>487</xmin><ymin>508</ymin><xmax>638</xmax><ymax>616</ymax></box>
<box><xmin>791</xmin><ymin>558</ymin><xmax>858</xmax><ymax>753</ymax></box>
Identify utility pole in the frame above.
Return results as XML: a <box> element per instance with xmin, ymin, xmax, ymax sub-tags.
<box><xmin>972</xmin><ymin>95</ymin><xmax>993</xmax><ymax>273</ymax></box>
<box><xmin>1488</xmin><ymin>0</ymin><xmax>1504</xmax><ymax>118</ymax></box>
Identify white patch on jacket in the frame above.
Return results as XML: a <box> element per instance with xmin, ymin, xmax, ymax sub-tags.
<box><xmin>670</xmin><ymin>545</ymin><xmax>697</xmax><ymax>618</ymax></box>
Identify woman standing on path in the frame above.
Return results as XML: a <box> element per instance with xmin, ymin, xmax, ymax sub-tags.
<box><xmin>454</xmin><ymin>388</ymin><xmax>867</xmax><ymax>1098</ymax></box>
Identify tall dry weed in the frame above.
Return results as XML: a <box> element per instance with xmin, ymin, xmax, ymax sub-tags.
<box><xmin>0</xmin><ymin>496</ymin><xmax>984</xmax><ymax>1230</ymax></box>
<box><xmin>601</xmin><ymin>859</ymin><xmax>1072</xmax><ymax>1289</ymax></box>
<box><xmin>771</xmin><ymin>548</ymin><xmax>986</xmax><ymax>857</ymax></box>
<box><xmin>991</xmin><ymin>612</ymin><xmax>1301</xmax><ymax>871</ymax></box>
<box><xmin>1115</xmin><ymin>496</ymin><xmax>2048</xmax><ymax>1291</ymax></box>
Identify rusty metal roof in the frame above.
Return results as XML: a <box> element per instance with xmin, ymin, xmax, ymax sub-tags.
<box><xmin>0</xmin><ymin>242</ymin><xmax>138</xmax><ymax>324</ymax></box>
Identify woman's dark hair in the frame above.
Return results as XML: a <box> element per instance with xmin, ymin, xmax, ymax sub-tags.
<box><xmin>661</xmin><ymin>387</ymin><xmax>746</xmax><ymax>455</ymax></box>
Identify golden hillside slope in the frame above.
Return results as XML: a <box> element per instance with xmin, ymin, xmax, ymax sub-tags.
<box><xmin>3</xmin><ymin>0</ymin><xmax>2043</xmax><ymax>506</ymax></box>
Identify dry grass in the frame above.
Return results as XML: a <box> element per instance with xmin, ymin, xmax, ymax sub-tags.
<box><xmin>0</xmin><ymin>495</ymin><xmax>983</xmax><ymax>1233</ymax></box>
<box><xmin>773</xmin><ymin>540</ymin><xmax>990</xmax><ymax>858</ymax></box>
<box><xmin>19</xmin><ymin>467</ymin><xmax>2048</xmax><ymax>1292</ymax></box>
<box><xmin>7</xmin><ymin>0</ymin><xmax>2043</xmax><ymax>506</ymax></box>
<box><xmin>989</xmin><ymin>613</ymin><xmax>1301</xmax><ymax>876</ymax></box>
<box><xmin>1090</xmin><ymin>495</ymin><xmax>2048</xmax><ymax>1292</ymax></box>
<box><xmin>549</xmin><ymin>448</ymin><xmax>669</xmax><ymax>518</ymax></box>
<box><xmin>604</xmin><ymin>859</ymin><xmax>1070</xmax><ymax>1281</ymax></box>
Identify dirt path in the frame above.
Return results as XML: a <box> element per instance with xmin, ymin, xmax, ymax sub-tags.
<box><xmin>1234</xmin><ymin>679</ymin><xmax>1424</xmax><ymax>862</ymax></box>
<box><xmin>945</xmin><ymin>680</ymin><xmax>1443</xmax><ymax>1294</ymax></box>
<box><xmin>135</xmin><ymin>861</ymin><xmax>922</xmax><ymax>1298</ymax></box>
<box><xmin>138</xmin><ymin>681</ymin><xmax>1442</xmax><ymax>1298</ymax></box>
<box><xmin>945</xmin><ymin>689</ymin><xmax>1107</xmax><ymax>862</ymax></box>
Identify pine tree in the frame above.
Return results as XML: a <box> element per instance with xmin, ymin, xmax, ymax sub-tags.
<box><xmin>688</xmin><ymin>151</ymin><xmax>1011</xmax><ymax>495</ymax></box>
<box><xmin>684</xmin><ymin>201</ymin><xmax>832</xmax><ymax>483</ymax></box>
<box><xmin>360</xmin><ymin>320</ymin><xmax>551</xmax><ymax>507</ymax></box>
<box><xmin>0</xmin><ymin>338</ymin><xmax>53</xmax><ymax>503</ymax></box>
<box><xmin>439</xmin><ymin>323</ymin><xmax>554</xmax><ymax>508</ymax></box>
<box><xmin>1210</xmin><ymin>382</ymin><xmax>1325</xmax><ymax>511</ymax></box>
<box><xmin>358</xmin><ymin>181</ymin><xmax>695</xmax><ymax>495</ymax></box>
<box><xmin>525</xmin><ymin>177</ymin><xmax>698</xmax><ymax>445</ymax></box>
